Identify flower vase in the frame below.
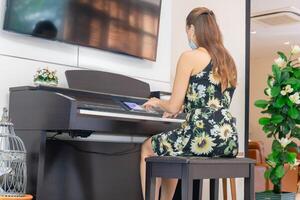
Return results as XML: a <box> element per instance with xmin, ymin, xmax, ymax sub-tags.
<box><xmin>34</xmin><ymin>80</ymin><xmax>57</xmax><ymax>87</ymax></box>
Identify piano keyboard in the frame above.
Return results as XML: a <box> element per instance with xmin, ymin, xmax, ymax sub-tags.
<box><xmin>79</xmin><ymin>109</ymin><xmax>185</xmax><ymax>123</ymax></box>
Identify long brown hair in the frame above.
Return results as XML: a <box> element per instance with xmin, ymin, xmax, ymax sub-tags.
<box><xmin>186</xmin><ymin>7</ymin><xmax>237</xmax><ymax>91</ymax></box>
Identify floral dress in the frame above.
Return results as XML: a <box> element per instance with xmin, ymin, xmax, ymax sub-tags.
<box><xmin>151</xmin><ymin>61</ymin><xmax>239</xmax><ymax>157</ymax></box>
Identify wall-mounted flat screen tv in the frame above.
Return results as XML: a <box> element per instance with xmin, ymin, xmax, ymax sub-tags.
<box><xmin>3</xmin><ymin>0</ymin><xmax>162</xmax><ymax>61</ymax></box>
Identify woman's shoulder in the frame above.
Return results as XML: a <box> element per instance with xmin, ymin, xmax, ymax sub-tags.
<box><xmin>180</xmin><ymin>49</ymin><xmax>203</xmax><ymax>57</ymax></box>
<box><xmin>180</xmin><ymin>49</ymin><xmax>210</xmax><ymax>62</ymax></box>
<box><xmin>179</xmin><ymin>49</ymin><xmax>211</xmax><ymax>73</ymax></box>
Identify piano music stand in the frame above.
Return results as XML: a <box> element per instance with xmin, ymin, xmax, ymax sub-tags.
<box><xmin>66</xmin><ymin>70</ymin><xmax>151</xmax><ymax>98</ymax></box>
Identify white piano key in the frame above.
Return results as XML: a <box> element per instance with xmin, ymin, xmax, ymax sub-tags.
<box><xmin>131</xmin><ymin>136</ymin><xmax>148</xmax><ymax>143</ymax></box>
<box><xmin>78</xmin><ymin>109</ymin><xmax>185</xmax><ymax>123</ymax></box>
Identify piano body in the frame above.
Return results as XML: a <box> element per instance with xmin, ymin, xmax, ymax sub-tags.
<box><xmin>9</xmin><ymin>70</ymin><xmax>185</xmax><ymax>200</ymax></box>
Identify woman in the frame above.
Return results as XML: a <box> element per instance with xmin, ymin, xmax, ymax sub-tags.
<box><xmin>140</xmin><ymin>7</ymin><xmax>239</xmax><ymax>200</ymax></box>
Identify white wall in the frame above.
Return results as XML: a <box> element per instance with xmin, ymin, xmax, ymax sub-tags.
<box><xmin>0</xmin><ymin>0</ymin><xmax>247</xmax><ymax>199</ymax></box>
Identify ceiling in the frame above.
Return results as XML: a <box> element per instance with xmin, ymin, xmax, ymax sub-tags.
<box><xmin>251</xmin><ymin>0</ymin><xmax>300</xmax><ymax>60</ymax></box>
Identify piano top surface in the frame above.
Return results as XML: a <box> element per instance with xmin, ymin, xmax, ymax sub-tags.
<box><xmin>9</xmin><ymin>85</ymin><xmax>182</xmax><ymax>118</ymax></box>
<box><xmin>10</xmin><ymin>85</ymin><xmax>149</xmax><ymax>101</ymax></box>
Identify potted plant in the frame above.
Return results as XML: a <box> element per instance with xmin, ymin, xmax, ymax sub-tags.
<box><xmin>33</xmin><ymin>67</ymin><xmax>58</xmax><ymax>86</ymax></box>
<box><xmin>254</xmin><ymin>45</ymin><xmax>300</xmax><ymax>199</ymax></box>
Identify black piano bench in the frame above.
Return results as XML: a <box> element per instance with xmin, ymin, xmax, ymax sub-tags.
<box><xmin>145</xmin><ymin>156</ymin><xmax>255</xmax><ymax>200</ymax></box>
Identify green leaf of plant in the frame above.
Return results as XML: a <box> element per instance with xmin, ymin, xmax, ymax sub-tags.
<box><xmin>264</xmin><ymin>88</ymin><xmax>268</xmax><ymax>96</ymax></box>
<box><xmin>294</xmin><ymin>69</ymin><xmax>300</xmax><ymax>78</ymax></box>
<box><xmin>274</xmin><ymin>97</ymin><xmax>285</xmax><ymax>108</ymax></box>
<box><xmin>280</xmin><ymin>71</ymin><xmax>290</xmax><ymax>82</ymax></box>
<box><xmin>275</xmin><ymin>165</ymin><xmax>285</xmax><ymax>179</ymax></box>
<box><xmin>259</xmin><ymin>117</ymin><xmax>271</xmax><ymax>125</ymax></box>
<box><xmin>286</xmin><ymin>152</ymin><xmax>297</xmax><ymax>163</ymax></box>
<box><xmin>267</xmin><ymin>133</ymin><xmax>273</xmax><ymax>138</ymax></box>
<box><xmin>291</xmin><ymin>127</ymin><xmax>300</xmax><ymax>139</ymax></box>
<box><xmin>272</xmin><ymin>140</ymin><xmax>282</xmax><ymax>153</ymax></box>
<box><xmin>288</xmin><ymin>107</ymin><xmax>299</xmax><ymax>119</ymax></box>
<box><xmin>267</xmin><ymin>76</ymin><xmax>274</xmax><ymax>87</ymax></box>
<box><xmin>264</xmin><ymin>169</ymin><xmax>271</xmax><ymax>179</ymax></box>
<box><xmin>254</xmin><ymin>100</ymin><xmax>269</xmax><ymax>109</ymax></box>
<box><xmin>262</xmin><ymin>105</ymin><xmax>276</xmax><ymax>114</ymax></box>
<box><xmin>286</xmin><ymin>99</ymin><xmax>293</xmax><ymax>107</ymax></box>
<box><xmin>262</xmin><ymin>126</ymin><xmax>270</xmax><ymax>133</ymax></box>
<box><xmin>271</xmin><ymin>115</ymin><xmax>284</xmax><ymax>124</ymax></box>
<box><xmin>286</xmin><ymin>141</ymin><xmax>297</xmax><ymax>149</ymax></box>
<box><xmin>261</xmin><ymin>110</ymin><xmax>271</xmax><ymax>114</ymax></box>
<box><xmin>272</xmin><ymin>64</ymin><xmax>281</xmax><ymax>81</ymax></box>
<box><xmin>263</xmin><ymin>124</ymin><xmax>276</xmax><ymax>133</ymax></box>
<box><xmin>282</xmin><ymin>125</ymin><xmax>290</xmax><ymax>136</ymax></box>
<box><xmin>284</xmin><ymin>78</ymin><xmax>299</xmax><ymax>85</ymax></box>
<box><xmin>287</xmin><ymin>118</ymin><xmax>296</xmax><ymax>129</ymax></box>
<box><xmin>271</xmin><ymin>176</ymin><xmax>280</xmax><ymax>186</ymax></box>
<box><xmin>277</xmin><ymin>51</ymin><xmax>288</xmax><ymax>62</ymax></box>
<box><xmin>271</xmin><ymin>86</ymin><xmax>281</xmax><ymax>97</ymax></box>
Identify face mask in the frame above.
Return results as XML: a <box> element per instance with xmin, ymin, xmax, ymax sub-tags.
<box><xmin>189</xmin><ymin>40</ymin><xmax>198</xmax><ymax>50</ymax></box>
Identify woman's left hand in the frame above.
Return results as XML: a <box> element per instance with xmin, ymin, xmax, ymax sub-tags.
<box><xmin>143</xmin><ymin>97</ymin><xmax>160</xmax><ymax>111</ymax></box>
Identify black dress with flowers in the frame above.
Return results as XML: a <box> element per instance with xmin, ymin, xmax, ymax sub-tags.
<box><xmin>151</xmin><ymin>61</ymin><xmax>239</xmax><ymax>157</ymax></box>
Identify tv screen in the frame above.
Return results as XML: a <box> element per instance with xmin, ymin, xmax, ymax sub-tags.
<box><xmin>3</xmin><ymin>0</ymin><xmax>162</xmax><ymax>61</ymax></box>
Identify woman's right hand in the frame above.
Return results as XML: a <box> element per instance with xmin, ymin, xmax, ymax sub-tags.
<box><xmin>163</xmin><ymin>105</ymin><xmax>184</xmax><ymax>118</ymax></box>
<box><xmin>163</xmin><ymin>112</ymin><xmax>175</xmax><ymax>118</ymax></box>
<box><xmin>162</xmin><ymin>111</ymin><xmax>180</xmax><ymax>118</ymax></box>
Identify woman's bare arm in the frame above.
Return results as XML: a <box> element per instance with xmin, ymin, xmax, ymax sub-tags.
<box><xmin>143</xmin><ymin>49</ymin><xmax>211</xmax><ymax>115</ymax></box>
<box><xmin>158</xmin><ymin>53</ymin><xmax>193</xmax><ymax>114</ymax></box>
<box><xmin>143</xmin><ymin>52</ymin><xmax>194</xmax><ymax>114</ymax></box>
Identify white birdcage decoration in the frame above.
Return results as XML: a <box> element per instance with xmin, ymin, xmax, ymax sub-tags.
<box><xmin>0</xmin><ymin>108</ymin><xmax>27</xmax><ymax>197</ymax></box>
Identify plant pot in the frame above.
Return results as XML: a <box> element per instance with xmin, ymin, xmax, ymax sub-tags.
<box><xmin>256</xmin><ymin>191</ymin><xmax>296</xmax><ymax>200</ymax></box>
<box><xmin>0</xmin><ymin>194</ymin><xmax>33</xmax><ymax>200</ymax></box>
<box><xmin>34</xmin><ymin>80</ymin><xmax>58</xmax><ymax>87</ymax></box>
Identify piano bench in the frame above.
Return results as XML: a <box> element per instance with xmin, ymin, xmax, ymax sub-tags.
<box><xmin>145</xmin><ymin>156</ymin><xmax>255</xmax><ymax>200</ymax></box>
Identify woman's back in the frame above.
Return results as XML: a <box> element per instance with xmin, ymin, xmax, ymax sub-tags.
<box><xmin>184</xmin><ymin>59</ymin><xmax>235</xmax><ymax>112</ymax></box>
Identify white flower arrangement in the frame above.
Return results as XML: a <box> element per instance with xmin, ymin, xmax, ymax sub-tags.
<box><xmin>289</xmin><ymin>92</ymin><xmax>300</xmax><ymax>104</ymax></box>
<box><xmin>280</xmin><ymin>84</ymin><xmax>293</xmax><ymax>96</ymax></box>
<box><xmin>34</xmin><ymin>67</ymin><xmax>58</xmax><ymax>86</ymax></box>
<box><xmin>274</xmin><ymin>57</ymin><xmax>285</xmax><ymax>67</ymax></box>
<box><xmin>291</xmin><ymin>45</ymin><xmax>300</xmax><ymax>55</ymax></box>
